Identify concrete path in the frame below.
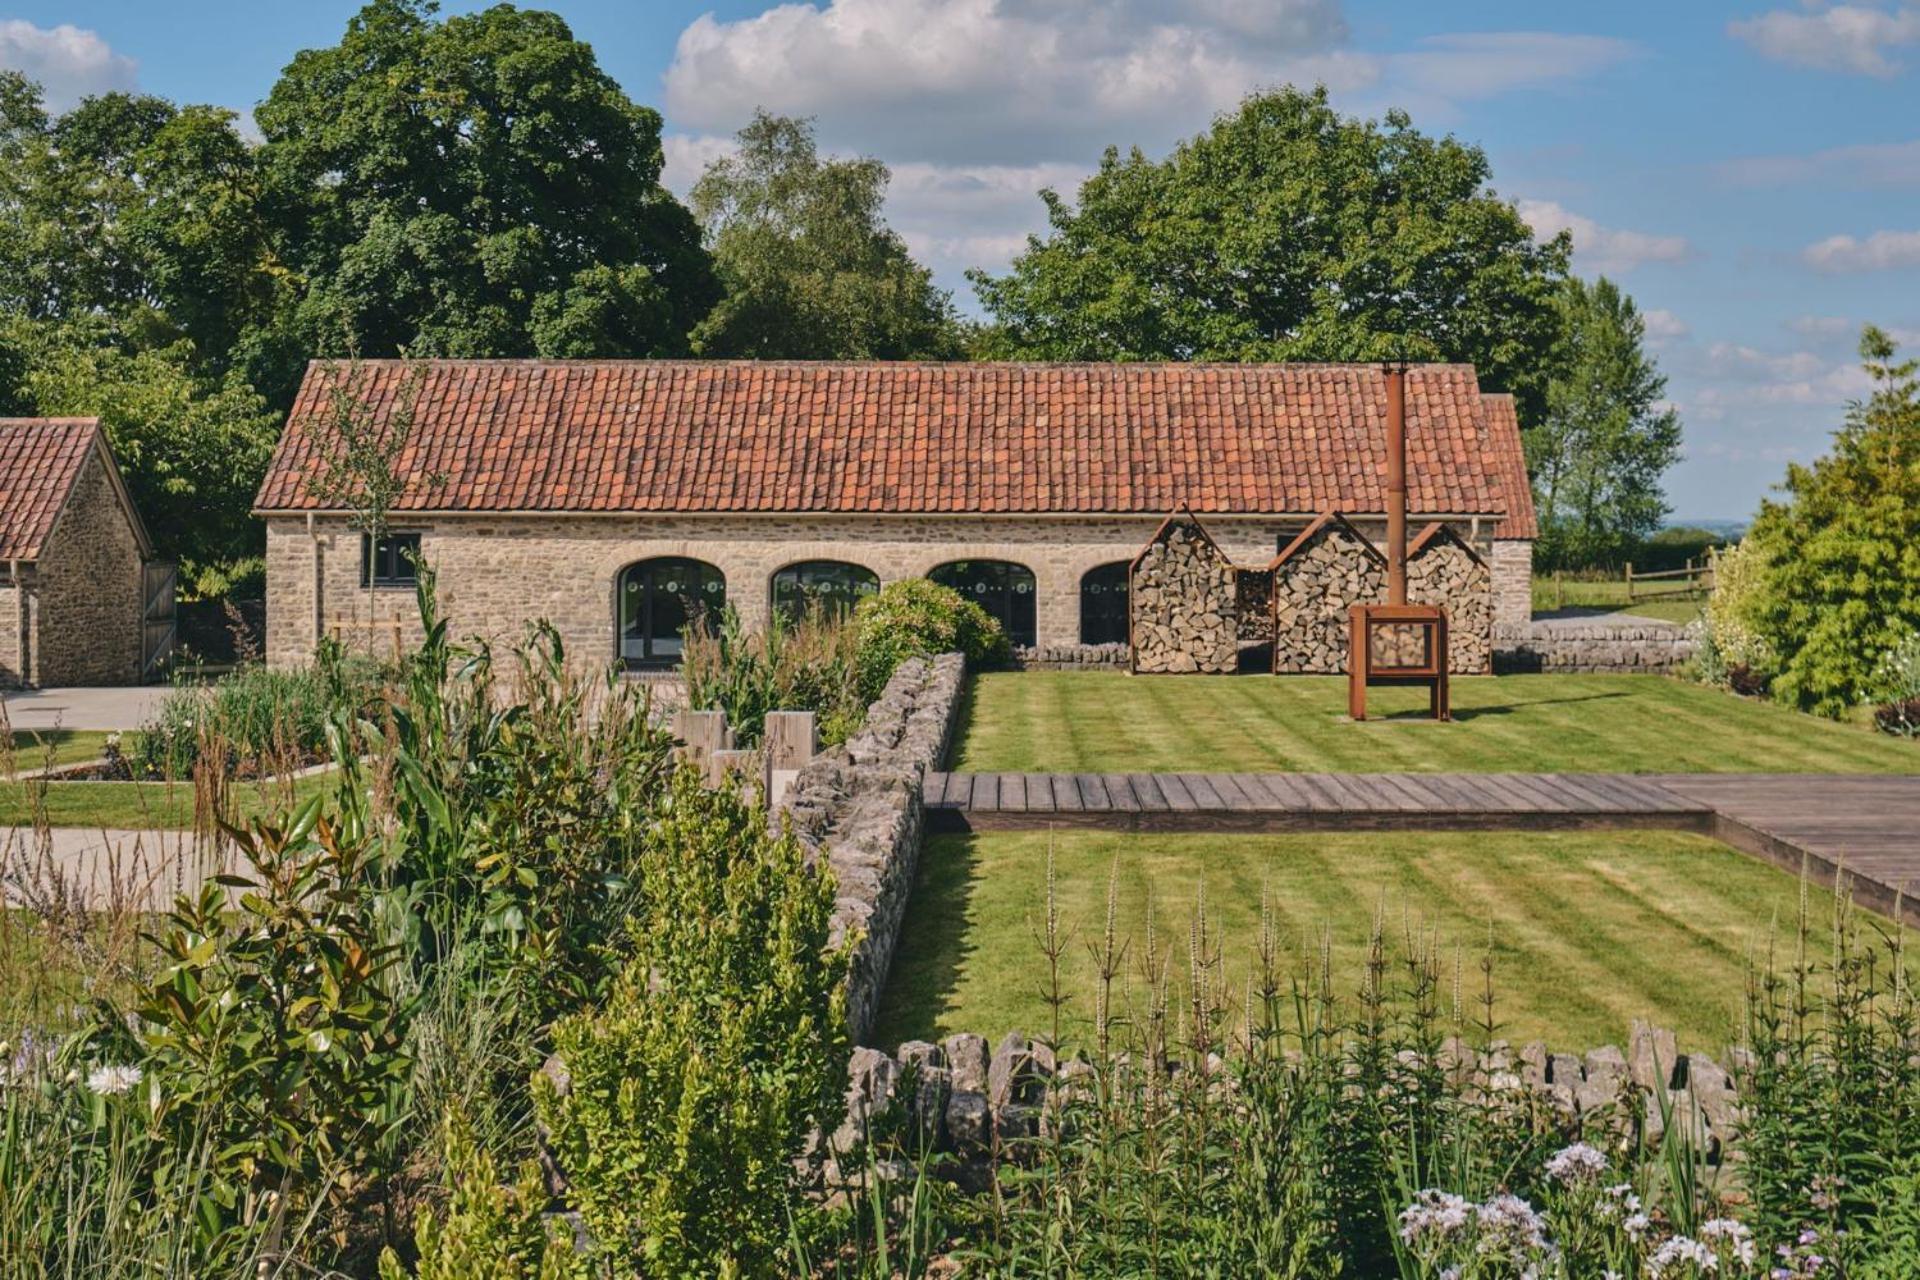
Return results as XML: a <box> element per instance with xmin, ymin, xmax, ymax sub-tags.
<box><xmin>3</xmin><ymin>686</ymin><xmax>171</xmax><ymax>731</ymax></box>
<box><xmin>1</xmin><ymin>826</ymin><xmax>227</xmax><ymax>911</ymax></box>
<box><xmin>1529</xmin><ymin>608</ymin><xmax>1693</xmax><ymax>630</ymax></box>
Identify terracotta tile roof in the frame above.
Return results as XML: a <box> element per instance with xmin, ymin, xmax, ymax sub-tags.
<box><xmin>0</xmin><ymin>418</ymin><xmax>104</xmax><ymax>561</ymax></box>
<box><xmin>255</xmin><ymin>360</ymin><xmax>1524</xmax><ymax>521</ymax></box>
<box><xmin>1480</xmin><ymin>393</ymin><xmax>1538</xmax><ymax>539</ymax></box>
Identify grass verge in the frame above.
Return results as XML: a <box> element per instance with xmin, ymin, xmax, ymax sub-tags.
<box><xmin>874</xmin><ymin>828</ymin><xmax>1886</xmax><ymax>1053</ymax></box>
<box><xmin>954</xmin><ymin>672</ymin><xmax>1918</xmax><ymax>774</ymax></box>
<box><xmin>3</xmin><ymin>730</ymin><xmax>114</xmax><ymax>777</ymax></box>
<box><xmin>0</xmin><ymin>773</ymin><xmax>332</xmax><ymax>829</ymax></box>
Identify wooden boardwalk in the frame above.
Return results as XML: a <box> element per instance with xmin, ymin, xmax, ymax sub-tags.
<box><xmin>925</xmin><ymin>771</ymin><xmax>1920</xmax><ymax>925</ymax></box>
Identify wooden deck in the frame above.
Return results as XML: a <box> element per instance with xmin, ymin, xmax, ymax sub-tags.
<box><xmin>925</xmin><ymin>771</ymin><xmax>1920</xmax><ymax>925</ymax></box>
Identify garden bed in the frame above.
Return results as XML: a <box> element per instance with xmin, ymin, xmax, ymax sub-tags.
<box><xmin>873</xmin><ymin>827</ymin><xmax>1904</xmax><ymax>1052</ymax></box>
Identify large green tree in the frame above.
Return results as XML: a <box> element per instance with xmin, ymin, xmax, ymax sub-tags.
<box><xmin>255</xmin><ymin>0</ymin><xmax>717</xmax><ymax>373</ymax></box>
<box><xmin>1530</xmin><ymin>276</ymin><xmax>1683</xmax><ymax>568</ymax></box>
<box><xmin>0</xmin><ymin>73</ymin><xmax>284</xmax><ymax>380</ymax></box>
<box><xmin>1745</xmin><ymin>327</ymin><xmax>1920</xmax><ymax>716</ymax></box>
<box><xmin>689</xmin><ymin>112</ymin><xmax>958</xmax><ymax>359</ymax></box>
<box><xmin>971</xmin><ymin>87</ymin><xmax>1570</xmax><ymax>421</ymax></box>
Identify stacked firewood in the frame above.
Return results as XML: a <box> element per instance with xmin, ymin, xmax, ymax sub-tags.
<box><xmin>1130</xmin><ymin>522</ymin><xmax>1239</xmax><ymax>673</ymax></box>
<box><xmin>1271</xmin><ymin>530</ymin><xmax>1386</xmax><ymax>673</ymax></box>
<box><xmin>1410</xmin><ymin>541</ymin><xmax>1492</xmax><ymax>673</ymax></box>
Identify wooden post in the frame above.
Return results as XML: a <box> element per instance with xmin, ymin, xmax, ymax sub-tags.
<box><xmin>1554</xmin><ymin>571</ymin><xmax>1564</xmax><ymax>611</ymax></box>
<box><xmin>709</xmin><ymin>748</ymin><xmax>754</xmax><ymax>789</ymax></box>
<box><xmin>763</xmin><ymin>711</ymin><xmax>818</xmax><ymax>812</ymax></box>
<box><xmin>673</xmin><ymin>709</ymin><xmax>730</xmax><ymax>776</ymax></box>
<box><xmin>1625</xmin><ymin>562</ymin><xmax>1635</xmax><ymax>603</ymax></box>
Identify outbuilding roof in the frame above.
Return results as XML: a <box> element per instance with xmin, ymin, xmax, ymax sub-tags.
<box><xmin>0</xmin><ymin>418</ymin><xmax>149</xmax><ymax>561</ymax></box>
<box><xmin>1480</xmin><ymin>393</ymin><xmax>1539</xmax><ymax>539</ymax></box>
<box><xmin>255</xmin><ymin>359</ymin><xmax>1528</xmax><ymax>522</ymax></box>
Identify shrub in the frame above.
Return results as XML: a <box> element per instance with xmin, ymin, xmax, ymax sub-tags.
<box><xmin>682</xmin><ymin>604</ymin><xmax>868</xmax><ymax>747</ymax></box>
<box><xmin>131</xmin><ymin>641</ymin><xmax>382</xmax><ymax>779</ymax></box>
<box><xmin>535</xmin><ymin>769</ymin><xmax>849</xmax><ymax>1276</ymax></box>
<box><xmin>378</xmin><ymin>1108</ymin><xmax>572</xmax><ymax>1280</ymax></box>
<box><xmin>851</xmin><ymin>578</ymin><xmax>1009</xmax><ymax>698</ymax></box>
<box><xmin>1871</xmin><ymin>630</ymin><xmax>1920</xmax><ymax>736</ymax></box>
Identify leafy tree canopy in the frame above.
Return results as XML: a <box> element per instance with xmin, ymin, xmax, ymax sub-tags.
<box><xmin>690</xmin><ymin>111</ymin><xmax>959</xmax><ymax>360</ymax></box>
<box><xmin>1746</xmin><ymin>326</ymin><xmax>1920</xmax><ymax>715</ymax></box>
<box><xmin>255</xmin><ymin>0</ymin><xmax>717</xmax><ymax>373</ymax></box>
<box><xmin>1531</xmin><ymin>276</ymin><xmax>1683</xmax><ymax>568</ymax></box>
<box><xmin>970</xmin><ymin>87</ymin><xmax>1570</xmax><ymax>422</ymax></box>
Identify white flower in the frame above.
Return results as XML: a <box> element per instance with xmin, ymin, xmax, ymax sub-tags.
<box><xmin>1624</xmin><ymin>1212</ymin><xmax>1653</xmax><ymax>1241</ymax></box>
<box><xmin>1699</xmin><ymin>1219</ymin><xmax>1757</xmax><ymax>1267</ymax></box>
<box><xmin>1648</xmin><ymin>1235</ymin><xmax>1717</xmax><ymax>1276</ymax></box>
<box><xmin>1400</xmin><ymin>1189</ymin><xmax>1473</xmax><ymax>1246</ymax></box>
<box><xmin>87</xmin><ymin>1063</ymin><xmax>143</xmax><ymax>1095</ymax></box>
<box><xmin>1475</xmin><ymin>1193</ymin><xmax>1553</xmax><ymax>1253</ymax></box>
<box><xmin>1600</xmin><ymin>1182</ymin><xmax>1644</xmax><ymax>1220</ymax></box>
<box><xmin>1545</xmin><ymin>1141</ymin><xmax>1609</xmax><ymax>1185</ymax></box>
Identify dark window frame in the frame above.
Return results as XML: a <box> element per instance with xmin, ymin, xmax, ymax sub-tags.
<box><xmin>1079</xmin><ymin>560</ymin><xmax>1132</xmax><ymax>646</ymax></box>
<box><xmin>616</xmin><ymin>557</ymin><xmax>727</xmax><ymax>670</ymax></box>
<box><xmin>361</xmin><ymin>532</ymin><xmax>422</xmax><ymax>588</ymax></box>
<box><xmin>771</xmin><ymin>559</ymin><xmax>881</xmax><ymax>622</ymax></box>
<box><xmin>928</xmin><ymin>559</ymin><xmax>1039</xmax><ymax>649</ymax></box>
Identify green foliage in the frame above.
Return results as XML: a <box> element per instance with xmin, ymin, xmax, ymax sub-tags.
<box><xmin>3</xmin><ymin>313</ymin><xmax>282</xmax><ymax>588</ymax></box>
<box><xmin>255</xmin><ymin>0</ymin><xmax>715</xmax><ymax>368</ymax></box>
<box><xmin>852</xmin><ymin>578</ymin><xmax>1010</xmax><ymax>699</ymax></box>
<box><xmin>536</xmin><ymin>770</ymin><xmax>849</xmax><ymax>1277</ymax></box>
<box><xmin>970</xmin><ymin>86</ymin><xmax>1568</xmax><ymax>423</ymax></box>
<box><xmin>1745</xmin><ymin>326</ymin><xmax>1920</xmax><ymax>715</ymax></box>
<box><xmin>132</xmin><ymin>644</ymin><xmax>382</xmax><ymax>779</ymax></box>
<box><xmin>691</xmin><ymin>112</ymin><xmax>959</xmax><ymax>359</ymax></box>
<box><xmin>378</xmin><ymin>1109</ymin><xmax>574</xmax><ymax>1280</ymax></box>
<box><xmin>1532</xmin><ymin>277</ymin><xmax>1684</xmax><ymax>570</ymax></box>
<box><xmin>1873</xmin><ymin>630</ymin><xmax>1920</xmax><ymax>736</ymax></box>
<box><xmin>681</xmin><ymin>604</ymin><xmax>868</xmax><ymax>747</ymax></box>
<box><xmin>1700</xmin><ymin>539</ymin><xmax>1774</xmax><ymax>691</ymax></box>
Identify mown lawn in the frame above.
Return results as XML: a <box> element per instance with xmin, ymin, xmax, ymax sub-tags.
<box><xmin>953</xmin><ymin>672</ymin><xmax>1917</xmax><ymax>774</ymax></box>
<box><xmin>3</xmin><ymin>730</ymin><xmax>114</xmax><ymax>777</ymax></box>
<box><xmin>874</xmin><ymin>829</ymin><xmax>1893</xmax><ymax>1053</ymax></box>
<box><xmin>0</xmin><ymin>773</ymin><xmax>333</xmax><ymax>829</ymax></box>
<box><xmin>1531</xmin><ymin>576</ymin><xmax>1706</xmax><ymax>624</ymax></box>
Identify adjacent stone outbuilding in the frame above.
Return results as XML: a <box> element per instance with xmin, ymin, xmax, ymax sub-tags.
<box><xmin>0</xmin><ymin>419</ymin><xmax>164</xmax><ymax>688</ymax></box>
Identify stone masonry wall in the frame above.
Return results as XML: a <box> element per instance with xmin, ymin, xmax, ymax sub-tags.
<box><xmin>835</xmin><ymin>1019</ymin><xmax>1747</xmax><ymax>1176</ymax></box>
<box><xmin>780</xmin><ymin>652</ymin><xmax>965</xmax><ymax>1044</ymax></box>
<box><xmin>263</xmin><ymin>513</ymin><xmax>1507</xmax><ymax>670</ymax></box>
<box><xmin>1271</xmin><ymin>526</ymin><xmax>1386</xmax><ymax>674</ymax></box>
<box><xmin>1494</xmin><ymin>621</ymin><xmax>1700</xmax><ymax>674</ymax></box>
<box><xmin>0</xmin><ymin>581</ymin><xmax>23</xmax><ymax>687</ymax></box>
<box><xmin>1409</xmin><ymin>538</ymin><xmax>1493</xmax><ymax>674</ymax></box>
<box><xmin>1491</xmin><ymin>539</ymin><xmax>1532</xmax><ymax>628</ymax></box>
<box><xmin>33</xmin><ymin>450</ymin><xmax>144</xmax><ymax>686</ymax></box>
<box><xmin>1129</xmin><ymin>519</ymin><xmax>1239</xmax><ymax>673</ymax></box>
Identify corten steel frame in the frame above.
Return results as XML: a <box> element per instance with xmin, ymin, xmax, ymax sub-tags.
<box><xmin>1126</xmin><ymin>503</ymin><xmax>1241</xmax><ymax>675</ymax></box>
<box><xmin>1349</xmin><ymin>363</ymin><xmax>1452</xmax><ymax>720</ymax></box>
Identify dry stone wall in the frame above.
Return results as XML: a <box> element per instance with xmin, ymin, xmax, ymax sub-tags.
<box><xmin>1494</xmin><ymin>621</ymin><xmax>1700</xmax><ymax>673</ymax></box>
<box><xmin>834</xmin><ymin>1020</ymin><xmax>1748</xmax><ymax>1178</ymax></box>
<box><xmin>1271</xmin><ymin>527</ymin><xmax>1386</xmax><ymax>674</ymax></box>
<box><xmin>1129</xmin><ymin>520</ymin><xmax>1239</xmax><ymax>674</ymax></box>
<box><xmin>780</xmin><ymin>652</ymin><xmax>965</xmax><ymax>1043</ymax></box>
<box><xmin>1409</xmin><ymin>538</ymin><xmax>1493</xmax><ymax>674</ymax></box>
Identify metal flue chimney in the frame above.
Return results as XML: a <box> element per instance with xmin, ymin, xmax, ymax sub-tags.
<box><xmin>1384</xmin><ymin>362</ymin><xmax>1408</xmax><ymax>606</ymax></box>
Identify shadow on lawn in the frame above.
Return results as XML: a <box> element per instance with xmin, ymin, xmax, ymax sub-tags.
<box><xmin>1443</xmin><ymin>689</ymin><xmax>1633</xmax><ymax>722</ymax></box>
<box><xmin>870</xmin><ymin>832</ymin><xmax>984</xmax><ymax>1048</ymax></box>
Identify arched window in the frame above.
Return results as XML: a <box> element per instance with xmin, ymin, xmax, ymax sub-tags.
<box><xmin>928</xmin><ymin>560</ymin><xmax>1037</xmax><ymax>649</ymax></box>
<box><xmin>771</xmin><ymin>560</ymin><xmax>880</xmax><ymax>622</ymax></box>
<box><xmin>617</xmin><ymin>557</ymin><xmax>725</xmax><ymax>668</ymax></box>
<box><xmin>1079</xmin><ymin>561</ymin><xmax>1132</xmax><ymax>646</ymax></box>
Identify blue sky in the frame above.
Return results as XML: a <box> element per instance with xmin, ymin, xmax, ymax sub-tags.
<box><xmin>3</xmin><ymin>1</ymin><xmax>1918</xmax><ymax>522</ymax></box>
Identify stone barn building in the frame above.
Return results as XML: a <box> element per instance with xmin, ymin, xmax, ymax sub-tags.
<box><xmin>1</xmin><ymin>418</ymin><xmax>165</xmax><ymax>688</ymax></box>
<box><xmin>253</xmin><ymin>360</ymin><xmax>1536</xmax><ymax>671</ymax></box>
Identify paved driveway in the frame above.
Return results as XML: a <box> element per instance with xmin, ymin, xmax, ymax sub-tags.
<box><xmin>2</xmin><ymin>686</ymin><xmax>172</xmax><ymax>731</ymax></box>
<box><xmin>2</xmin><ymin>825</ymin><xmax>221</xmax><ymax>910</ymax></box>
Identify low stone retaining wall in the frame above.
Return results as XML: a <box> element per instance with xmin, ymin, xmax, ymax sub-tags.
<box><xmin>781</xmin><ymin>652</ymin><xmax>966</xmax><ymax>1043</ymax></box>
<box><xmin>835</xmin><ymin>1020</ymin><xmax>1746</xmax><ymax>1176</ymax></box>
<box><xmin>1494</xmin><ymin>621</ymin><xmax>1700</xmax><ymax>674</ymax></box>
<box><xmin>1014</xmin><ymin>643</ymin><xmax>1128</xmax><ymax>669</ymax></box>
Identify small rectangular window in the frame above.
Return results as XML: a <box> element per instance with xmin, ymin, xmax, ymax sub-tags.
<box><xmin>361</xmin><ymin>532</ymin><xmax>422</xmax><ymax>587</ymax></box>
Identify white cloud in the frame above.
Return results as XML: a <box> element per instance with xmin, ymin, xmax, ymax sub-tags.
<box><xmin>663</xmin><ymin>3</ymin><xmax>1632</xmax><ymax>168</ymax></box>
<box><xmin>1728</xmin><ymin>3</ymin><xmax>1920</xmax><ymax>76</ymax></box>
<box><xmin>1802</xmin><ymin>228</ymin><xmax>1920</xmax><ymax>271</ymax></box>
<box><xmin>1791</xmin><ymin>313</ymin><xmax>1862</xmax><ymax>338</ymax></box>
<box><xmin>1693</xmin><ymin>341</ymin><xmax>1876</xmax><ymax>406</ymax></box>
<box><xmin>1718</xmin><ymin>137</ymin><xmax>1920</xmax><ymax>186</ymax></box>
<box><xmin>1642</xmin><ymin>309</ymin><xmax>1691</xmax><ymax>341</ymax></box>
<box><xmin>1516</xmin><ymin>199</ymin><xmax>1694</xmax><ymax>274</ymax></box>
<box><xmin>0</xmin><ymin>20</ymin><xmax>136</xmax><ymax>111</ymax></box>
